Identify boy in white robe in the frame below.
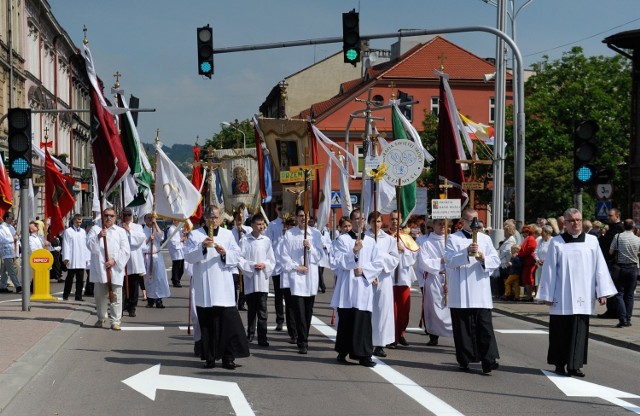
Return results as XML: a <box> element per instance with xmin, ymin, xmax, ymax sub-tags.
<box><xmin>239</xmin><ymin>214</ymin><xmax>275</xmax><ymax>347</ymax></box>
<box><xmin>418</xmin><ymin>218</ymin><xmax>453</xmax><ymax>346</ymax></box>
<box><xmin>121</xmin><ymin>208</ymin><xmax>147</xmax><ymax>317</ymax></box>
<box><xmin>142</xmin><ymin>214</ymin><xmax>171</xmax><ymax>308</ymax></box>
<box><xmin>366</xmin><ymin>211</ymin><xmax>399</xmax><ymax>358</ymax></box>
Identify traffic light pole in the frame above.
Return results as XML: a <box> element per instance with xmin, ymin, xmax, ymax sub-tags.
<box><xmin>20</xmin><ymin>179</ymin><xmax>30</xmax><ymax>311</ymax></box>
<box><xmin>213</xmin><ymin>25</ymin><xmax>526</xmax><ymax>236</ymax></box>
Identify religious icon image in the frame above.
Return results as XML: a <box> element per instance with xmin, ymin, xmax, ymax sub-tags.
<box><xmin>232</xmin><ymin>165</ymin><xmax>249</xmax><ymax>195</ymax></box>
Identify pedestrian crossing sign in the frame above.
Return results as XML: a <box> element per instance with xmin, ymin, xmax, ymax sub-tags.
<box><xmin>331</xmin><ymin>191</ymin><xmax>341</xmax><ymax>208</ymax></box>
<box><xmin>596</xmin><ymin>201</ymin><xmax>611</xmax><ymax>220</ymax></box>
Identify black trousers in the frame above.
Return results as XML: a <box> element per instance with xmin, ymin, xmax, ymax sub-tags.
<box><xmin>246</xmin><ymin>292</ymin><xmax>268</xmax><ymax>342</ymax></box>
<box><xmin>450</xmin><ymin>308</ymin><xmax>500</xmax><ymax>366</ymax></box>
<box><xmin>291</xmin><ymin>295</ymin><xmax>315</xmax><ymax>348</ymax></box>
<box><xmin>171</xmin><ymin>259</ymin><xmax>184</xmax><ymax>285</ymax></box>
<box><xmin>548</xmin><ymin>314</ymin><xmax>589</xmax><ymax>370</ymax></box>
<box><xmin>271</xmin><ymin>275</ymin><xmax>285</xmax><ymax>325</ymax></box>
<box><xmin>233</xmin><ymin>274</ymin><xmax>246</xmax><ymax>308</ymax></box>
<box><xmin>282</xmin><ymin>287</ymin><xmax>297</xmax><ymax>340</ymax></box>
<box><xmin>123</xmin><ymin>273</ymin><xmax>142</xmax><ymax>311</ymax></box>
<box><xmin>63</xmin><ymin>269</ymin><xmax>84</xmax><ymax>300</ymax></box>
<box><xmin>335</xmin><ymin>308</ymin><xmax>373</xmax><ymax>359</ymax></box>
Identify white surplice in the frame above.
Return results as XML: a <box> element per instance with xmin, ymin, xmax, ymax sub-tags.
<box><xmin>444</xmin><ymin>231</ymin><xmax>500</xmax><ymax>309</ymax></box>
<box><xmin>62</xmin><ymin>226</ymin><xmax>88</xmax><ymax>269</ymax></box>
<box><xmin>536</xmin><ymin>233</ymin><xmax>617</xmax><ymax>315</ymax></box>
<box><xmin>86</xmin><ymin>225</ymin><xmax>130</xmax><ymax>285</ymax></box>
<box><xmin>418</xmin><ymin>233</ymin><xmax>452</xmax><ymax>337</ymax></box>
<box><xmin>280</xmin><ymin>226</ymin><xmax>324</xmax><ymax>297</ymax></box>
<box><xmin>184</xmin><ymin>226</ymin><xmax>241</xmax><ymax>307</ymax></box>
<box><xmin>123</xmin><ymin>222</ymin><xmax>147</xmax><ymax>275</ymax></box>
<box><xmin>142</xmin><ymin>227</ymin><xmax>171</xmax><ymax>299</ymax></box>
<box><xmin>239</xmin><ymin>233</ymin><xmax>275</xmax><ymax>295</ymax></box>
<box><xmin>367</xmin><ymin>229</ymin><xmax>399</xmax><ymax>347</ymax></box>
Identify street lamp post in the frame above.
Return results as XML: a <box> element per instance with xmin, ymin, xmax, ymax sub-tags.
<box><xmin>221</xmin><ymin>119</ymin><xmax>246</xmax><ymax>149</ymax></box>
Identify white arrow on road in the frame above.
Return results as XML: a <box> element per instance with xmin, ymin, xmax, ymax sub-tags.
<box><xmin>542</xmin><ymin>369</ymin><xmax>640</xmax><ymax>414</ymax></box>
<box><xmin>122</xmin><ymin>364</ymin><xmax>255</xmax><ymax>416</ymax></box>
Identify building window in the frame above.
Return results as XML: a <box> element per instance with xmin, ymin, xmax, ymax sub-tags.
<box><xmin>431</xmin><ymin>97</ymin><xmax>439</xmax><ymax>117</ymax></box>
<box><xmin>489</xmin><ymin>97</ymin><xmax>495</xmax><ymax>123</ymax></box>
<box><xmin>398</xmin><ymin>90</ymin><xmax>413</xmax><ymax>121</ymax></box>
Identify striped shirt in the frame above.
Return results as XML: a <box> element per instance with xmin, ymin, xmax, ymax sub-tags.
<box><xmin>610</xmin><ymin>230</ymin><xmax>640</xmax><ymax>266</ymax></box>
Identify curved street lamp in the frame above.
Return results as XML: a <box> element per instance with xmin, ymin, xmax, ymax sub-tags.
<box><xmin>221</xmin><ymin>120</ymin><xmax>246</xmax><ymax>149</ymax></box>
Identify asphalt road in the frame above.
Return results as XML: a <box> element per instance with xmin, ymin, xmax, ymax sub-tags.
<box><xmin>2</xmin><ymin>265</ymin><xmax>640</xmax><ymax>416</ymax></box>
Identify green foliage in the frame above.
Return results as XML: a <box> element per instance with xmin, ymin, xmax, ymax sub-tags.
<box><xmin>523</xmin><ymin>47</ymin><xmax>631</xmax><ymax>220</ymax></box>
<box><xmin>205</xmin><ymin>119</ymin><xmax>256</xmax><ymax>151</ymax></box>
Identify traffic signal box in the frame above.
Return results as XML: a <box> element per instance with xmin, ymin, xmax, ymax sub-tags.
<box><xmin>342</xmin><ymin>10</ymin><xmax>360</xmax><ymax>66</ymax></box>
<box><xmin>197</xmin><ymin>25</ymin><xmax>214</xmax><ymax>78</ymax></box>
<box><xmin>573</xmin><ymin>120</ymin><xmax>598</xmax><ymax>187</ymax></box>
<box><xmin>7</xmin><ymin>108</ymin><xmax>32</xmax><ymax>180</ymax></box>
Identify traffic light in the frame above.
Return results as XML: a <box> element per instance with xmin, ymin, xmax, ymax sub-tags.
<box><xmin>342</xmin><ymin>10</ymin><xmax>360</xmax><ymax>66</ymax></box>
<box><xmin>197</xmin><ymin>25</ymin><xmax>214</xmax><ymax>78</ymax></box>
<box><xmin>573</xmin><ymin>120</ymin><xmax>598</xmax><ymax>187</ymax></box>
<box><xmin>7</xmin><ymin>108</ymin><xmax>32</xmax><ymax>180</ymax></box>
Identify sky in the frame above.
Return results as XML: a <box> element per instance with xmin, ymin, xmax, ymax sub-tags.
<box><xmin>50</xmin><ymin>0</ymin><xmax>640</xmax><ymax>146</ymax></box>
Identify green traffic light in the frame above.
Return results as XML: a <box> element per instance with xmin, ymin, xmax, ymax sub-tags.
<box><xmin>576</xmin><ymin>165</ymin><xmax>594</xmax><ymax>183</ymax></box>
<box><xmin>11</xmin><ymin>157</ymin><xmax>30</xmax><ymax>175</ymax></box>
<box><xmin>345</xmin><ymin>48</ymin><xmax>359</xmax><ymax>62</ymax></box>
<box><xmin>200</xmin><ymin>61</ymin><xmax>212</xmax><ymax>74</ymax></box>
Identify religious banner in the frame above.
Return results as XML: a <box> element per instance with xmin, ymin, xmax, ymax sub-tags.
<box><xmin>213</xmin><ymin>148</ymin><xmax>261</xmax><ymax>214</ymax></box>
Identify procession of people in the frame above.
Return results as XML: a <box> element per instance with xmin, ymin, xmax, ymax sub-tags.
<box><xmin>5</xmin><ymin>200</ymin><xmax>626</xmax><ymax>377</ymax></box>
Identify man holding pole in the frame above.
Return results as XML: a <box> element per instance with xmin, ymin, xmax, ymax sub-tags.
<box><xmin>445</xmin><ymin>208</ymin><xmax>500</xmax><ymax>373</ymax></box>
<box><xmin>87</xmin><ymin>208</ymin><xmax>130</xmax><ymax>330</ymax></box>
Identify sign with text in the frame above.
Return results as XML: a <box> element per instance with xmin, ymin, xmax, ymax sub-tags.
<box><xmin>431</xmin><ymin>199</ymin><xmax>461</xmax><ymax>219</ymax></box>
<box><xmin>280</xmin><ymin>169</ymin><xmax>317</xmax><ymax>183</ymax></box>
<box><xmin>381</xmin><ymin>140</ymin><xmax>425</xmax><ymax>186</ymax></box>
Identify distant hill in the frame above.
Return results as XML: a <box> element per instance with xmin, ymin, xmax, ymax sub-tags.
<box><xmin>142</xmin><ymin>142</ymin><xmax>194</xmax><ymax>176</ymax></box>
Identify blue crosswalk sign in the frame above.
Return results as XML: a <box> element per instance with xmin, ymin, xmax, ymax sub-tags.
<box><xmin>331</xmin><ymin>191</ymin><xmax>341</xmax><ymax>208</ymax></box>
<box><xmin>596</xmin><ymin>201</ymin><xmax>611</xmax><ymax>220</ymax></box>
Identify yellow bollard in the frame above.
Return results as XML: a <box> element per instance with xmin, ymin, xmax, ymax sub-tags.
<box><xmin>30</xmin><ymin>248</ymin><xmax>57</xmax><ymax>301</ymax></box>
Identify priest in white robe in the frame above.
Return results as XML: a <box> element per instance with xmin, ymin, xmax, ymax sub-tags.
<box><xmin>121</xmin><ymin>208</ymin><xmax>147</xmax><ymax>317</ymax></box>
<box><xmin>330</xmin><ymin>208</ymin><xmax>382</xmax><ymax>367</ymax></box>
<box><xmin>184</xmin><ymin>205</ymin><xmax>250</xmax><ymax>370</ymax></box>
<box><xmin>536</xmin><ymin>208</ymin><xmax>617</xmax><ymax>377</ymax></box>
<box><xmin>239</xmin><ymin>213</ymin><xmax>275</xmax><ymax>346</ymax></box>
<box><xmin>142</xmin><ymin>214</ymin><xmax>171</xmax><ymax>308</ymax></box>
<box><xmin>280</xmin><ymin>208</ymin><xmax>324</xmax><ymax>354</ymax></box>
<box><xmin>366</xmin><ymin>211</ymin><xmax>399</xmax><ymax>358</ymax></box>
<box><xmin>418</xmin><ymin>218</ymin><xmax>453</xmax><ymax>346</ymax></box>
<box><xmin>445</xmin><ymin>208</ymin><xmax>501</xmax><ymax>374</ymax></box>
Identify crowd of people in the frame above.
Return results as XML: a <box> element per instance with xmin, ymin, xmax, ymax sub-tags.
<box><xmin>0</xmin><ymin>202</ymin><xmax>634</xmax><ymax>377</ymax></box>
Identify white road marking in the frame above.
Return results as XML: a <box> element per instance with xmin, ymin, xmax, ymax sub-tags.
<box><xmin>496</xmin><ymin>329</ymin><xmax>547</xmax><ymax>334</ymax></box>
<box><xmin>311</xmin><ymin>316</ymin><xmax>464</xmax><ymax>416</ymax></box>
<box><xmin>121</xmin><ymin>326</ymin><xmax>165</xmax><ymax>331</ymax></box>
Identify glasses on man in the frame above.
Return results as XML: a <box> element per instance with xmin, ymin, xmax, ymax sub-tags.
<box><xmin>104</xmin><ymin>214</ymin><xmax>116</xmax><ymax>218</ymax></box>
<box><xmin>565</xmin><ymin>218</ymin><xmax>582</xmax><ymax>223</ymax></box>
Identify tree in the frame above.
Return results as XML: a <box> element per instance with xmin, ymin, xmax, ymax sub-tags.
<box><xmin>205</xmin><ymin>119</ymin><xmax>256</xmax><ymax>151</ymax></box>
<box><xmin>522</xmin><ymin>47</ymin><xmax>631</xmax><ymax>220</ymax></box>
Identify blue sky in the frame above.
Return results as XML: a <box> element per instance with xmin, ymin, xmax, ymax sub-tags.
<box><xmin>50</xmin><ymin>0</ymin><xmax>640</xmax><ymax>146</ymax></box>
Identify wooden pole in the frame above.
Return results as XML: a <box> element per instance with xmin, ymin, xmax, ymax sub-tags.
<box><xmin>99</xmin><ymin>194</ymin><xmax>114</xmax><ymax>303</ymax></box>
<box><xmin>148</xmin><ymin>129</ymin><xmax>161</xmax><ymax>281</ymax></box>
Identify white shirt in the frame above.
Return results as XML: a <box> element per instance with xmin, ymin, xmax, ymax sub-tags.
<box><xmin>280</xmin><ymin>226</ymin><xmax>324</xmax><ymax>297</ymax></box>
<box><xmin>167</xmin><ymin>224</ymin><xmax>185</xmax><ymax>261</ymax></box>
<box><xmin>62</xmin><ymin>226</ymin><xmax>88</xmax><ymax>269</ymax></box>
<box><xmin>123</xmin><ymin>221</ymin><xmax>147</xmax><ymax>275</ymax></box>
<box><xmin>265</xmin><ymin>217</ymin><xmax>284</xmax><ymax>276</ymax></box>
<box><xmin>0</xmin><ymin>222</ymin><xmax>16</xmax><ymax>259</ymax></box>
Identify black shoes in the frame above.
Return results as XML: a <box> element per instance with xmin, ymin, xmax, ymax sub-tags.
<box><xmin>194</xmin><ymin>341</ymin><xmax>202</xmax><ymax>357</ymax></box>
<box><xmin>275</xmin><ymin>323</ymin><xmax>283</xmax><ymax>331</ymax></box>
<box><xmin>15</xmin><ymin>287</ymin><xmax>22</xmax><ymax>294</ymax></box>
<box><xmin>373</xmin><ymin>347</ymin><xmax>387</xmax><ymax>357</ymax></box>
<box><xmin>0</xmin><ymin>288</ymin><xmax>12</xmax><ymax>293</ymax></box>
<box><xmin>426</xmin><ymin>336</ymin><xmax>439</xmax><ymax>346</ymax></box>
<box><xmin>616</xmin><ymin>322</ymin><xmax>632</xmax><ymax>328</ymax></box>
<box><xmin>482</xmin><ymin>360</ymin><xmax>499</xmax><ymax>374</ymax></box>
<box><xmin>554</xmin><ymin>365</ymin><xmax>567</xmax><ymax>376</ymax></box>
<box><xmin>398</xmin><ymin>336</ymin><xmax>409</xmax><ymax>346</ymax></box>
<box><xmin>204</xmin><ymin>360</ymin><xmax>216</xmax><ymax>369</ymax></box>
<box><xmin>129</xmin><ymin>309</ymin><xmax>136</xmax><ymax>317</ymax></box>
<box><xmin>222</xmin><ymin>359</ymin><xmax>237</xmax><ymax>370</ymax></box>
<box><xmin>238</xmin><ymin>305</ymin><xmax>247</xmax><ymax>311</ymax></box>
<box><xmin>597</xmin><ymin>312</ymin><xmax>616</xmax><ymax>319</ymax></box>
<box><xmin>568</xmin><ymin>369</ymin><xmax>585</xmax><ymax>377</ymax></box>
<box><xmin>458</xmin><ymin>364</ymin><xmax>470</xmax><ymax>372</ymax></box>
<box><xmin>156</xmin><ymin>300</ymin><xmax>165</xmax><ymax>308</ymax></box>
<box><xmin>298</xmin><ymin>346</ymin><xmax>308</xmax><ymax>354</ymax></box>
<box><xmin>247</xmin><ymin>334</ymin><xmax>255</xmax><ymax>343</ymax></box>
<box><xmin>172</xmin><ymin>282</ymin><xmax>182</xmax><ymax>288</ymax></box>
<box><xmin>75</xmin><ymin>297</ymin><xmax>83</xmax><ymax>301</ymax></box>
<box><xmin>337</xmin><ymin>354</ymin><xmax>347</xmax><ymax>363</ymax></box>
<box><xmin>359</xmin><ymin>358</ymin><xmax>376</xmax><ymax>367</ymax></box>
<box><xmin>287</xmin><ymin>337</ymin><xmax>297</xmax><ymax>344</ymax></box>
<box><xmin>258</xmin><ymin>340</ymin><xmax>270</xmax><ymax>347</ymax></box>
<box><xmin>146</xmin><ymin>300</ymin><xmax>155</xmax><ymax>308</ymax></box>
<box><xmin>387</xmin><ymin>342</ymin><xmax>397</xmax><ymax>349</ymax></box>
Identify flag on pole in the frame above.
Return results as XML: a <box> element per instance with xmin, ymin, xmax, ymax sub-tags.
<box><xmin>438</xmin><ymin>76</ymin><xmax>468</xmax><ymax>204</ymax></box>
<box><xmin>154</xmin><ymin>144</ymin><xmax>202</xmax><ymax>221</ymax></box>
<box><xmin>253</xmin><ymin>115</ymin><xmax>272</xmax><ymax>203</ymax></box>
<box><xmin>190</xmin><ymin>145</ymin><xmax>203</xmax><ymax>225</ymax></box>
<box><xmin>118</xmin><ymin>94</ymin><xmax>154</xmax><ymax>207</ymax></box>
<box><xmin>316</xmin><ymin>160</ymin><xmax>332</xmax><ymax>231</ymax></box>
<box><xmin>392</xmin><ymin>103</ymin><xmax>419</xmax><ymax>225</ymax></box>
<box><xmin>45</xmin><ymin>148</ymin><xmax>75</xmax><ymax>238</ymax></box>
<box><xmin>459</xmin><ymin>113</ymin><xmax>495</xmax><ymax>145</ymax></box>
<box><xmin>82</xmin><ymin>42</ymin><xmax>130</xmax><ymax>196</ymax></box>
<box><xmin>0</xmin><ymin>157</ymin><xmax>13</xmax><ymax>218</ymax></box>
